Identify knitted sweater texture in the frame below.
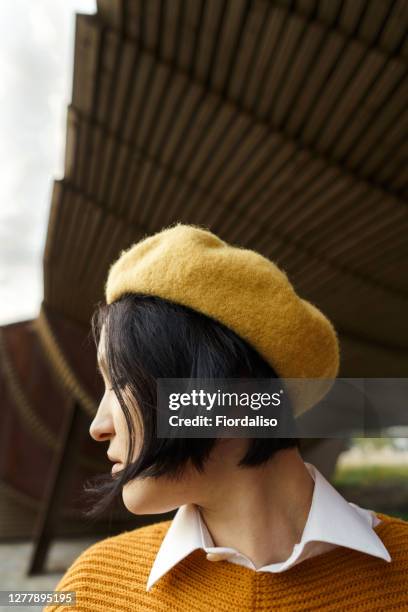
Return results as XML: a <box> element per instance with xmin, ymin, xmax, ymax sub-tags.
<box><xmin>45</xmin><ymin>512</ymin><xmax>408</xmax><ymax>611</ymax></box>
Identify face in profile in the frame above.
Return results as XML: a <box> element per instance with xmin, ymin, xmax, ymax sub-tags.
<box><xmin>89</xmin><ymin>324</ymin><xmax>240</xmax><ymax>516</ymax></box>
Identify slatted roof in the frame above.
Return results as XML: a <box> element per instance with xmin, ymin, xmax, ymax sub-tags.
<box><xmin>43</xmin><ymin>0</ymin><xmax>408</xmax><ymax>376</ymax></box>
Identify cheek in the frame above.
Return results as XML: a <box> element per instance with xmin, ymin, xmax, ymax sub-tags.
<box><xmin>113</xmin><ymin>408</ymin><xmax>129</xmax><ymax>439</ymax></box>
<box><xmin>112</xmin><ymin>406</ymin><xmax>132</xmax><ymax>456</ymax></box>
<box><xmin>112</xmin><ymin>401</ymin><xmax>143</xmax><ymax>461</ymax></box>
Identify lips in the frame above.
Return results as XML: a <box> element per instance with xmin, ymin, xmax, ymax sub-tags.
<box><xmin>107</xmin><ymin>451</ymin><xmax>122</xmax><ymax>463</ymax></box>
<box><xmin>107</xmin><ymin>452</ymin><xmax>124</xmax><ymax>474</ymax></box>
<box><xmin>111</xmin><ymin>462</ymin><xmax>124</xmax><ymax>474</ymax></box>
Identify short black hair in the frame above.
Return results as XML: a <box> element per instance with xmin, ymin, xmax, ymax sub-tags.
<box><xmin>85</xmin><ymin>292</ymin><xmax>299</xmax><ymax>517</ymax></box>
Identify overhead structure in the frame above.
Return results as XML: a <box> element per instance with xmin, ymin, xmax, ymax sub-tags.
<box><xmin>45</xmin><ymin>0</ymin><xmax>408</xmax><ymax>375</ymax></box>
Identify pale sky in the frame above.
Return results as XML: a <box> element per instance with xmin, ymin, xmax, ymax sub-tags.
<box><xmin>0</xmin><ymin>0</ymin><xmax>96</xmax><ymax>325</ymax></box>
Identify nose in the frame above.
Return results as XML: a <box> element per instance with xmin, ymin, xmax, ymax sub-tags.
<box><xmin>89</xmin><ymin>403</ymin><xmax>115</xmax><ymax>442</ymax></box>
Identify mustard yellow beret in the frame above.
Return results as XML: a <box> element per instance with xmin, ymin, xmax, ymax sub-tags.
<box><xmin>105</xmin><ymin>223</ymin><xmax>340</xmax><ymax>416</ymax></box>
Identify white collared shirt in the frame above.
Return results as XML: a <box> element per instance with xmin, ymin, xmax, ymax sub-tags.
<box><xmin>146</xmin><ymin>461</ymin><xmax>391</xmax><ymax>591</ymax></box>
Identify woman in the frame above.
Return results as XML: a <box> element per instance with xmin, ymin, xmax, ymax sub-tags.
<box><xmin>45</xmin><ymin>223</ymin><xmax>407</xmax><ymax>611</ymax></box>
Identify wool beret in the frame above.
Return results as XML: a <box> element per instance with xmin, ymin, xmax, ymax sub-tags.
<box><xmin>105</xmin><ymin>223</ymin><xmax>340</xmax><ymax>416</ymax></box>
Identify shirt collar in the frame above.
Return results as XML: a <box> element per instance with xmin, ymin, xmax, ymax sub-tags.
<box><xmin>146</xmin><ymin>461</ymin><xmax>391</xmax><ymax>591</ymax></box>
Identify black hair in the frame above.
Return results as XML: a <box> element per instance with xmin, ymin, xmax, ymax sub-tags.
<box><xmin>84</xmin><ymin>292</ymin><xmax>299</xmax><ymax>517</ymax></box>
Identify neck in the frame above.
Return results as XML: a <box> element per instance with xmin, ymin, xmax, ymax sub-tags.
<box><xmin>194</xmin><ymin>446</ymin><xmax>315</xmax><ymax>568</ymax></box>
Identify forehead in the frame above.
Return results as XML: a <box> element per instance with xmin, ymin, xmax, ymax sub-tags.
<box><xmin>97</xmin><ymin>325</ymin><xmax>107</xmax><ymax>363</ymax></box>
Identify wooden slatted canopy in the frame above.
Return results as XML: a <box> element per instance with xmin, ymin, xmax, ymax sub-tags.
<box><xmin>43</xmin><ymin>0</ymin><xmax>408</xmax><ymax>376</ymax></box>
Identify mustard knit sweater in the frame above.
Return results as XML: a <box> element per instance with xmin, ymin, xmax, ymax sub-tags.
<box><xmin>45</xmin><ymin>512</ymin><xmax>408</xmax><ymax>611</ymax></box>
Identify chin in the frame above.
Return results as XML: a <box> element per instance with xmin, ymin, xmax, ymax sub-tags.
<box><xmin>121</xmin><ymin>481</ymin><xmax>178</xmax><ymax>516</ymax></box>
